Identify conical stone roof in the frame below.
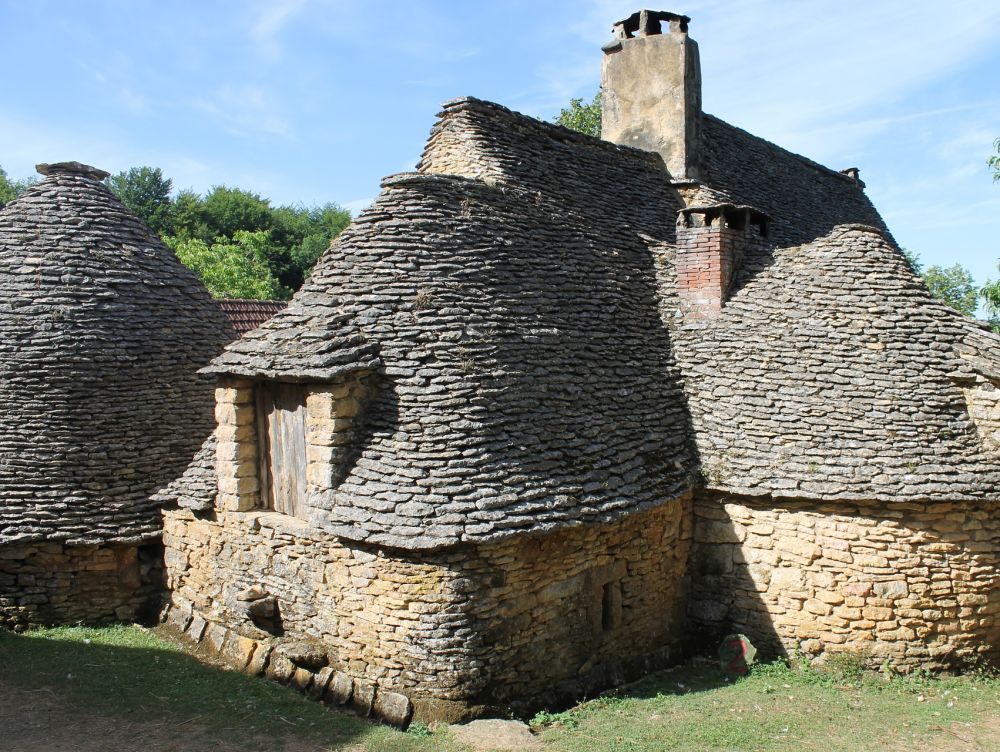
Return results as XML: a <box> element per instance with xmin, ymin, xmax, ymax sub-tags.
<box><xmin>0</xmin><ymin>162</ymin><xmax>234</xmax><ymax>545</ymax></box>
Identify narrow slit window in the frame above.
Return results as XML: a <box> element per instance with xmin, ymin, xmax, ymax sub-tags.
<box><xmin>601</xmin><ymin>580</ymin><xmax>622</xmax><ymax>632</ymax></box>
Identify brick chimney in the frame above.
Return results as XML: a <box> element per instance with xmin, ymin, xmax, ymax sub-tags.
<box><xmin>601</xmin><ymin>10</ymin><xmax>702</xmax><ymax>179</ymax></box>
<box><xmin>675</xmin><ymin>204</ymin><xmax>768</xmax><ymax>319</ymax></box>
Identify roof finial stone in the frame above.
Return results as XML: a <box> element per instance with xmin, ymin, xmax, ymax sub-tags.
<box><xmin>35</xmin><ymin>161</ymin><xmax>110</xmax><ymax>181</ymax></box>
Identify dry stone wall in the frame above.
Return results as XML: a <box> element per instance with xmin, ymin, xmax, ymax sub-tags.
<box><xmin>689</xmin><ymin>493</ymin><xmax>1000</xmax><ymax>669</ymax></box>
<box><xmin>161</xmin><ymin>494</ymin><xmax>691</xmax><ymax>722</ymax></box>
<box><xmin>0</xmin><ymin>542</ymin><xmax>163</xmax><ymax>629</ymax></box>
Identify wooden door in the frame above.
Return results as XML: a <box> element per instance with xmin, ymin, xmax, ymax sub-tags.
<box><xmin>257</xmin><ymin>382</ymin><xmax>308</xmax><ymax>517</ymax></box>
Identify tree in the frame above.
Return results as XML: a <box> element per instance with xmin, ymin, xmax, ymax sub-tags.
<box><xmin>106</xmin><ymin>167</ymin><xmax>174</xmax><ymax>235</ymax></box>
<box><xmin>271</xmin><ymin>203</ymin><xmax>351</xmax><ymax>287</ymax></box>
<box><xmin>923</xmin><ymin>264</ymin><xmax>978</xmax><ymax>316</ymax></box>
<box><xmin>201</xmin><ymin>186</ymin><xmax>274</xmax><ymax>239</ymax></box>
<box><xmin>0</xmin><ymin>165</ymin><xmax>36</xmax><ymax>204</ymax></box>
<box><xmin>166</xmin><ymin>230</ymin><xmax>288</xmax><ymax>300</ymax></box>
<box><xmin>990</xmin><ymin>137</ymin><xmax>1000</xmax><ymax>182</ymax></box>
<box><xmin>99</xmin><ymin>164</ymin><xmax>352</xmax><ymax>295</ymax></box>
<box><xmin>555</xmin><ymin>92</ymin><xmax>602</xmax><ymax>137</ymax></box>
<box><xmin>904</xmin><ymin>250</ymin><xmax>978</xmax><ymax>317</ymax></box>
<box><xmin>900</xmin><ymin>248</ymin><xmax>923</xmax><ymax>276</ymax></box>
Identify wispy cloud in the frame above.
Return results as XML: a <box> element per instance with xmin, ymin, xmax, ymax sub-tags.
<box><xmin>191</xmin><ymin>85</ymin><xmax>293</xmax><ymax>139</ymax></box>
<box><xmin>250</xmin><ymin>0</ymin><xmax>310</xmax><ymax>61</ymax></box>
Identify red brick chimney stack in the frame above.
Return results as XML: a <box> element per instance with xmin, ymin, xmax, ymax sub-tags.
<box><xmin>676</xmin><ymin>204</ymin><xmax>767</xmax><ymax>319</ymax></box>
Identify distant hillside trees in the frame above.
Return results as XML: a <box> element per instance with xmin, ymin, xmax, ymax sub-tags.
<box><xmin>105</xmin><ymin>167</ymin><xmax>351</xmax><ymax>299</ymax></box>
<box><xmin>555</xmin><ymin>93</ymin><xmax>602</xmax><ymax>137</ymax></box>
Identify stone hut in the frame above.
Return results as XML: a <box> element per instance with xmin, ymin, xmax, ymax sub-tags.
<box><xmin>0</xmin><ymin>162</ymin><xmax>233</xmax><ymax>628</ymax></box>
<box><xmin>159</xmin><ymin>10</ymin><xmax>1000</xmax><ymax>725</ymax></box>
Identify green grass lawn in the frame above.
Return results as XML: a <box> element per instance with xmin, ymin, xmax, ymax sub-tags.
<box><xmin>1</xmin><ymin>625</ymin><xmax>998</xmax><ymax>752</ymax></box>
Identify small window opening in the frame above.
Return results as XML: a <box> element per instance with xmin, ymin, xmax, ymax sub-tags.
<box><xmin>601</xmin><ymin>580</ymin><xmax>622</xmax><ymax>632</ymax></box>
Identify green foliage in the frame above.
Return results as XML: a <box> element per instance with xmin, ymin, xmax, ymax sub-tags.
<box><xmin>98</xmin><ymin>165</ymin><xmax>351</xmax><ymax>297</ymax></box>
<box><xmin>0</xmin><ymin>165</ymin><xmax>36</xmax><ymax>204</ymax></box>
<box><xmin>270</xmin><ymin>202</ymin><xmax>351</xmax><ymax>289</ymax></box>
<box><xmin>106</xmin><ymin>166</ymin><xmax>174</xmax><ymax>235</ymax></box>
<box><xmin>904</xmin><ymin>250</ymin><xmax>978</xmax><ymax>317</ymax></box>
<box><xmin>989</xmin><ymin>137</ymin><xmax>1000</xmax><ymax>182</ymax></box>
<box><xmin>201</xmin><ymin>186</ymin><xmax>274</xmax><ymax>239</ymax></box>
<box><xmin>899</xmin><ymin>248</ymin><xmax>923</xmax><ymax>276</ymax></box>
<box><xmin>166</xmin><ymin>230</ymin><xmax>288</xmax><ymax>300</ymax></box>
<box><xmin>555</xmin><ymin>92</ymin><xmax>602</xmax><ymax>137</ymax></box>
<box><xmin>405</xmin><ymin>721</ymin><xmax>432</xmax><ymax>737</ymax></box>
<box><xmin>923</xmin><ymin>264</ymin><xmax>978</xmax><ymax>316</ymax></box>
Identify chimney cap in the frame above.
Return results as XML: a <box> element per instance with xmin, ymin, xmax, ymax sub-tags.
<box><xmin>611</xmin><ymin>10</ymin><xmax>691</xmax><ymax>39</ymax></box>
<box><xmin>36</xmin><ymin>162</ymin><xmax>110</xmax><ymax>181</ymax></box>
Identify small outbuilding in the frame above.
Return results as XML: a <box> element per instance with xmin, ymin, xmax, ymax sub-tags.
<box><xmin>0</xmin><ymin>161</ymin><xmax>233</xmax><ymax>628</ymax></box>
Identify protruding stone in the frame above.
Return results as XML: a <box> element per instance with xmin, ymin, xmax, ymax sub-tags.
<box><xmin>373</xmin><ymin>690</ymin><xmax>413</xmax><ymax>729</ymax></box>
<box><xmin>277</xmin><ymin>640</ymin><xmax>328</xmax><ymax>670</ymax></box>
<box><xmin>309</xmin><ymin>666</ymin><xmax>335</xmax><ymax>701</ymax></box>
<box><xmin>266</xmin><ymin>654</ymin><xmax>295</xmax><ymax>684</ymax></box>
<box><xmin>35</xmin><ymin>161</ymin><xmax>110</xmax><ymax>180</ymax></box>
<box><xmin>324</xmin><ymin>671</ymin><xmax>354</xmax><ymax>706</ymax></box>
<box><xmin>351</xmin><ymin>679</ymin><xmax>376</xmax><ymax>717</ymax></box>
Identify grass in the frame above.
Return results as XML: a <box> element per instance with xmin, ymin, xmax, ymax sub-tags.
<box><xmin>0</xmin><ymin>624</ymin><xmax>463</xmax><ymax>752</ymax></box>
<box><xmin>2</xmin><ymin>625</ymin><xmax>999</xmax><ymax>751</ymax></box>
<box><xmin>531</xmin><ymin>657</ymin><xmax>1000</xmax><ymax>752</ymax></box>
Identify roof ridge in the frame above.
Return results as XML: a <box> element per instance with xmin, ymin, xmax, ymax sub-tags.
<box><xmin>702</xmin><ymin>113</ymin><xmax>862</xmax><ymax>186</ymax></box>
<box><xmin>432</xmin><ymin>96</ymin><xmax>666</xmax><ymax>164</ymax></box>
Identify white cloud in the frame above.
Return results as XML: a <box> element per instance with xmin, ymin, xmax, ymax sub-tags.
<box><xmin>191</xmin><ymin>85</ymin><xmax>293</xmax><ymax>139</ymax></box>
<box><xmin>250</xmin><ymin>0</ymin><xmax>310</xmax><ymax>61</ymax></box>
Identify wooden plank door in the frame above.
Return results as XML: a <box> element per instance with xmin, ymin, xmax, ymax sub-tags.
<box><xmin>258</xmin><ymin>382</ymin><xmax>308</xmax><ymax>517</ymax></box>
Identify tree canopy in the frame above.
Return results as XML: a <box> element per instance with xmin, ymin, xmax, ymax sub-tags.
<box><xmin>903</xmin><ymin>250</ymin><xmax>980</xmax><ymax>317</ymax></box>
<box><xmin>106</xmin><ymin>167</ymin><xmax>174</xmax><ymax>235</ymax></box>
<box><xmin>922</xmin><ymin>264</ymin><xmax>978</xmax><ymax>317</ymax></box>
<box><xmin>166</xmin><ymin>230</ymin><xmax>285</xmax><ymax>300</ymax></box>
<box><xmin>555</xmin><ymin>92</ymin><xmax>602</xmax><ymax>137</ymax></box>
<box><xmin>104</xmin><ymin>166</ymin><xmax>351</xmax><ymax>299</ymax></box>
<box><xmin>0</xmin><ymin>165</ymin><xmax>36</xmax><ymax>205</ymax></box>
<box><xmin>990</xmin><ymin>137</ymin><xmax>1000</xmax><ymax>182</ymax></box>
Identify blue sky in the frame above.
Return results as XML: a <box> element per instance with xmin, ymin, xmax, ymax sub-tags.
<box><xmin>2</xmin><ymin>0</ymin><xmax>999</xmax><ymax>292</ymax></box>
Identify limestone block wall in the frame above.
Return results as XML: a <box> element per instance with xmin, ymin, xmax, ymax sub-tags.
<box><xmin>689</xmin><ymin>494</ymin><xmax>1000</xmax><ymax>670</ymax></box>
<box><xmin>161</xmin><ymin>494</ymin><xmax>691</xmax><ymax>722</ymax></box>
<box><xmin>0</xmin><ymin>542</ymin><xmax>163</xmax><ymax>629</ymax></box>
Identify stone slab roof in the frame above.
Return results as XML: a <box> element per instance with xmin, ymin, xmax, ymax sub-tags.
<box><xmin>217</xmin><ymin>299</ymin><xmax>288</xmax><ymax>336</ymax></box>
<box><xmin>0</xmin><ymin>164</ymin><xmax>233</xmax><ymax>546</ymax></box>
<box><xmin>203</xmin><ymin>101</ymin><xmax>696</xmax><ymax>548</ymax></box>
<box><xmin>163</xmin><ymin>97</ymin><xmax>1000</xmax><ymax>550</ymax></box>
<box><xmin>666</xmin><ymin>224</ymin><xmax>1000</xmax><ymax>502</ymax></box>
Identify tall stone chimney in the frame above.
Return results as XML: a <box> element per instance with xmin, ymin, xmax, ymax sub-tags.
<box><xmin>601</xmin><ymin>10</ymin><xmax>702</xmax><ymax>180</ymax></box>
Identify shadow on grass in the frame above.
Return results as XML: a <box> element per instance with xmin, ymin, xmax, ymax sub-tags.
<box><xmin>0</xmin><ymin>625</ymin><xmax>374</xmax><ymax>751</ymax></box>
